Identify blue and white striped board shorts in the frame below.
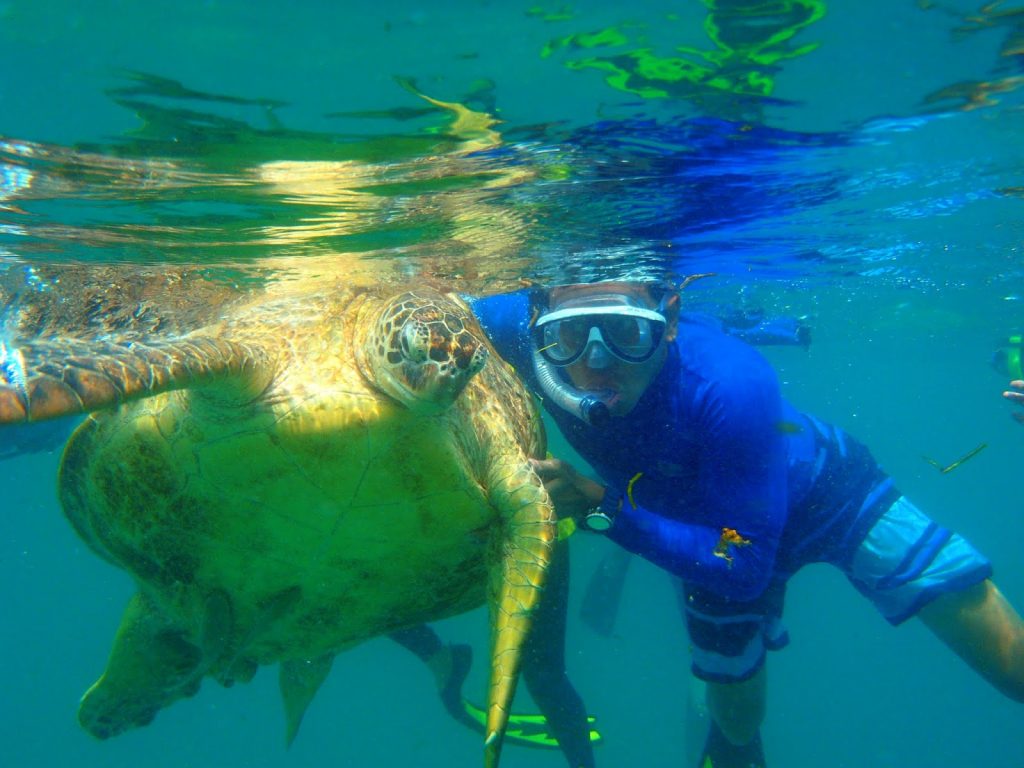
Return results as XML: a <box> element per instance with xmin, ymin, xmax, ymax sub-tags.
<box><xmin>680</xmin><ymin>495</ymin><xmax>992</xmax><ymax>683</ymax></box>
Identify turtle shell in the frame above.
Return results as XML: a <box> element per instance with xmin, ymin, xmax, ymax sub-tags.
<box><xmin>1</xmin><ymin>284</ymin><xmax>554</xmax><ymax>767</ymax></box>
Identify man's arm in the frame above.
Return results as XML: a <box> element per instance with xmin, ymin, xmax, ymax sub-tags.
<box><xmin>533</xmin><ymin>454</ymin><xmax>779</xmax><ymax>601</ymax></box>
<box><xmin>621</xmin><ymin>349</ymin><xmax>788</xmax><ymax>600</ymax></box>
<box><xmin>533</xmin><ymin>361</ymin><xmax>788</xmax><ymax>600</ymax></box>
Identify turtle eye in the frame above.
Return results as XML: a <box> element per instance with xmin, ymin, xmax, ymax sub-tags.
<box><xmin>399</xmin><ymin>321</ymin><xmax>429</xmax><ymax>363</ymax></box>
<box><xmin>467</xmin><ymin>346</ymin><xmax>488</xmax><ymax>376</ymax></box>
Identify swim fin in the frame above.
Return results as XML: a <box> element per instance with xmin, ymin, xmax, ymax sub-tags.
<box><xmin>698</xmin><ymin>722</ymin><xmax>766</xmax><ymax>768</ymax></box>
<box><xmin>460</xmin><ymin>698</ymin><xmax>603</xmax><ymax>749</ymax></box>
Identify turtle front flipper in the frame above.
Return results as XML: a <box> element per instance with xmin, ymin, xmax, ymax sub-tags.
<box><xmin>484</xmin><ymin>463</ymin><xmax>558</xmax><ymax>768</ymax></box>
<box><xmin>79</xmin><ymin>590</ymin><xmax>231</xmax><ymax>738</ymax></box>
<box><xmin>0</xmin><ymin>336</ymin><xmax>272</xmax><ymax>424</ymax></box>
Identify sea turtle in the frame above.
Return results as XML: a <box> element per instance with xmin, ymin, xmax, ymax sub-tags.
<box><xmin>0</xmin><ymin>279</ymin><xmax>555</xmax><ymax>768</ymax></box>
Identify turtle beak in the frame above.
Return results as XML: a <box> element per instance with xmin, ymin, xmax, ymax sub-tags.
<box><xmin>367</xmin><ymin>297</ymin><xmax>489</xmax><ymax>413</ymax></box>
<box><xmin>377</xmin><ymin>338</ymin><xmax>487</xmax><ymax>414</ymax></box>
<box><xmin>407</xmin><ymin>344</ymin><xmax>488</xmax><ymax>411</ymax></box>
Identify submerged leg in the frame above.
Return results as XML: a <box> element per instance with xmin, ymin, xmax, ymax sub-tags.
<box><xmin>684</xmin><ymin>675</ymin><xmax>710</xmax><ymax>768</ymax></box>
<box><xmin>79</xmin><ymin>591</ymin><xmax>227</xmax><ymax>738</ymax></box>
<box><xmin>700</xmin><ymin>669</ymin><xmax>767</xmax><ymax>768</ymax></box>
<box><xmin>579</xmin><ymin>547</ymin><xmax>633</xmax><ymax>638</ymax></box>
<box><xmin>521</xmin><ymin>541</ymin><xmax>595</xmax><ymax>768</ymax></box>
<box><xmin>705</xmin><ymin>667</ymin><xmax>766</xmax><ymax>747</ymax></box>
<box><xmin>698</xmin><ymin>720</ymin><xmax>767</xmax><ymax>768</ymax></box>
<box><xmin>390</xmin><ymin>625</ymin><xmax>475</xmax><ymax>728</ymax></box>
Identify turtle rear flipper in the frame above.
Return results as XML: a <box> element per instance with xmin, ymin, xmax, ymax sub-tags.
<box><xmin>279</xmin><ymin>653</ymin><xmax>335</xmax><ymax>747</ymax></box>
<box><xmin>79</xmin><ymin>591</ymin><xmax>231</xmax><ymax>738</ymax></box>
<box><xmin>0</xmin><ymin>336</ymin><xmax>272</xmax><ymax>424</ymax></box>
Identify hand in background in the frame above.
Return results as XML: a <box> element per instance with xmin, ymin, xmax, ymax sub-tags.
<box><xmin>1004</xmin><ymin>380</ymin><xmax>1024</xmax><ymax>425</ymax></box>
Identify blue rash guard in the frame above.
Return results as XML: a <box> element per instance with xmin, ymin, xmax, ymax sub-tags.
<box><xmin>469</xmin><ymin>290</ymin><xmax>993</xmax><ymax>681</ymax></box>
<box><xmin>563</xmin><ymin>324</ymin><xmax>791</xmax><ymax>602</ymax></box>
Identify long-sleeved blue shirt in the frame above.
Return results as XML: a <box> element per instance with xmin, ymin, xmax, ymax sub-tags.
<box><xmin>470</xmin><ymin>290</ymin><xmax>894</xmax><ymax>603</ymax></box>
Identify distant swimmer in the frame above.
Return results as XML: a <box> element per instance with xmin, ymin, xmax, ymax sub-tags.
<box><xmin>992</xmin><ymin>333</ymin><xmax>1023</xmax><ymax>425</ymax></box>
<box><xmin>1005</xmin><ymin>379</ymin><xmax>1024</xmax><ymax>425</ymax></box>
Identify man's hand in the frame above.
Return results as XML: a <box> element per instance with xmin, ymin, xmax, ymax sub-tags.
<box><xmin>1004</xmin><ymin>380</ymin><xmax>1024</xmax><ymax>425</ymax></box>
<box><xmin>529</xmin><ymin>457</ymin><xmax>607</xmax><ymax>520</ymax></box>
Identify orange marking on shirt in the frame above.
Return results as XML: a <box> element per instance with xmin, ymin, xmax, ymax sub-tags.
<box><xmin>713</xmin><ymin>527</ymin><xmax>751</xmax><ymax>568</ymax></box>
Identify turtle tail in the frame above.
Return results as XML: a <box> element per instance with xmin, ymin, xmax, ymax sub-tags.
<box><xmin>0</xmin><ymin>336</ymin><xmax>271</xmax><ymax>423</ymax></box>
<box><xmin>484</xmin><ymin>464</ymin><xmax>557</xmax><ymax>768</ymax></box>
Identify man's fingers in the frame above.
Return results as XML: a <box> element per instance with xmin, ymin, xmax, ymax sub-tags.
<box><xmin>544</xmin><ymin>478</ymin><xmax>573</xmax><ymax>500</ymax></box>
<box><xmin>530</xmin><ymin>457</ymin><xmax>569</xmax><ymax>479</ymax></box>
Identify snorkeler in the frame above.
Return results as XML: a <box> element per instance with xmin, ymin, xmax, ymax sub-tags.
<box><xmin>1005</xmin><ymin>380</ymin><xmax>1024</xmax><ymax>425</ymax></box>
<box><xmin>992</xmin><ymin>333</ymin><xmax>1023</xmax><ymax>425</ymax></box>
<box><xmin>466</xmin><ymin>279</ymin><xmax>1024</xmax><ymax>768</ymax></box>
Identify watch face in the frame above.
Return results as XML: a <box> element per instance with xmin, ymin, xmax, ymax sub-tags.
<box><xmin>585</xmin><ymin>511</ymin><xmax>613</xmax><ymax>531</ymax></box>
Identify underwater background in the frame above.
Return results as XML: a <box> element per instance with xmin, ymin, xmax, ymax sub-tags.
<box><xmin>2</xmin><ymin>1</ymin><xmax>1023</xmax><ymax>766</ymax></box>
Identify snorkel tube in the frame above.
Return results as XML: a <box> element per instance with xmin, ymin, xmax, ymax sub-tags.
<box><xmin>532</xmin><ymin>348</ymin><xmax>612</xmax><ymax>427</ymax></box>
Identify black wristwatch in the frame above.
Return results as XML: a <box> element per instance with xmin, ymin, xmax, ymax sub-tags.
<box><xmin>583</xmin><ymin>486</ymin><xmax>622</xmax><ymax>531</ymax></box>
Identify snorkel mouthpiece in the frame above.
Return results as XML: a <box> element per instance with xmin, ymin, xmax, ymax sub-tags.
<box><xmin>532</xmin><ymin>348</ymin><xmax>612</xmax><ymax>426</ymax></box>
<box><xmin>578</xmin><ymin>394</ymin><xmax>611</xmax><ymax>427</ymax></box>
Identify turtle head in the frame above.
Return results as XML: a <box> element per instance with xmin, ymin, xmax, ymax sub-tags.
<box><xmin>360</xmin><ymin>292</ymin><xmax>488</xmax><ymax>413</ymax></box>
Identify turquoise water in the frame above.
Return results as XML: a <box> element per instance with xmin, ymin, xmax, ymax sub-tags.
<box><xmin>2</xmin><ymin>1</ymin><xmax>1023</xmax><ymax>766</ymax></box>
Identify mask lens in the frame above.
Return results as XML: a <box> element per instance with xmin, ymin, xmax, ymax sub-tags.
<box><xmin>540</xmin><ymin>317</ymin><xmax>591</xmax><ymax>363</ymax></box>
<box><xmin>600</xmin><ymin>315</ymin><xmax>651</xmax><ymax>359</ymax></box>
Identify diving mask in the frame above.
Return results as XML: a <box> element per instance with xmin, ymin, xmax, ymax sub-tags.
<box><xmin>534</xmin><ymin>295</ymin><xmax>667</xmax><ymax>367</ymax></box>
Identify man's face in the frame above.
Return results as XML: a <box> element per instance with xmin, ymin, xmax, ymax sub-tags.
<box><xmin>543</xmin><ymin>282</ymin><xmax>678</xmax><ymax>417</ymax></box>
